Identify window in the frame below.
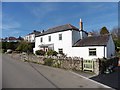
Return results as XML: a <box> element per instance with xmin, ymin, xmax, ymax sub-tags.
<box><xmin>58</xmin><ymin>48</ymin><xmax>63</xmax><ymax>54</ymax></box>
<box><xmin>48</xmin><ymin>36</ymin><xmax>51</xmax><ymax>42</ymax></box>
<box><xmin>89</xmin><ymin>48</ymin><xmax>96</xmax><ymax>56</ymax></box>
<box><xmin>59</xmin><ymin>34</ymin><xmax>62</xmax><ymax>40</ymax></box>
<box><xmin>40</xmin><ymin>37</ymin><xmax>43</xmax><ymax>42</ymax></box>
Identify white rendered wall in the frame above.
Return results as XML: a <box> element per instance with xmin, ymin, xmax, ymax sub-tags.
<box><xmin>34</xmin><ymin>30</ymin><xmax>72</xmax><ymax>54</ymax></box>
<box><xmin>67</xmin><ymin>46</ymin><xmax>106</xmax><ymax>59</ymax></box>
<box><xmin>80</xmin><ymin>31</ymin><xmax>87</xmax><ymax>39</ymax></box>
<box><xmin>72</xmin><ymin>30</ymin><xmax>80</xmax><ymax>45</ymax></box>
<box><xmin>106</xmin><ymin>35</ymin><xmax>115</xmax><ymax>58</ymax></box>
<box><xmin>24</xmin><ymin>34</ymin><xmax>35</xmax><ymax>42</ymax></box>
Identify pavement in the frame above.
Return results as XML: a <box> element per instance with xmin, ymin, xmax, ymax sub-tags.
<box><xmin>2</xmin><ymin>54</ymin><xmax>114</xmax><ymax>89</ymax></box>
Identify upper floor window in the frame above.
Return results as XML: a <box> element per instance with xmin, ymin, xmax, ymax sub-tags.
<box><xmin>89</xmin><ymin>48</ymin><xmax>96</xmax><ymax>56</ymax></box>
<box><xmin>40</xmin><ymin>37</ymin><xmax>43</xmax><ymax>42</ymax></box>
<box><xmin>48</xmin><ymin>36</ymin><xmax>51</xmax><ymax>42</ymax></box>
<box><xmin>59</xmin><ymin>34</ymin><xmax>62</xmax><ymax>40</ymax></box>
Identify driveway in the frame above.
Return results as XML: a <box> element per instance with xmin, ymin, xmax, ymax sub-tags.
<box><xmin>90</xmin><ymin>67</ymin><xmax>120</xmax><ymax>90</ymax></box>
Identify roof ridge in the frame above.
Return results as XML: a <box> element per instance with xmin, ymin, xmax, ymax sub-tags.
<box><xmin>67</xmin><ymin>24</ymin><xmax>72</xmax><ymax>28</ymax></box>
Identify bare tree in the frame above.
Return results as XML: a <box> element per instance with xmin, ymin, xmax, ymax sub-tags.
<box><xmin>91</xmin><ymin>29</ymin><xmax>100</xmax><ymax>36</ymax></box>
<box><xmin>111</xmin><ymin>27</ymin><xmax>119</xmax><ymax>40</ymax></box>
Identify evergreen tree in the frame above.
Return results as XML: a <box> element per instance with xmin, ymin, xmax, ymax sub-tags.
<box><xmin>100</xmin><ymin>27</ymin><xmax>109</xmax><ymax>35</ymax></box>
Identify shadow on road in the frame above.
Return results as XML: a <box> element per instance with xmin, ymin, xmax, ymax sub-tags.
<box><xmin>90</xmin><ymin>67</ymin><xmax>120</xmax><ymax>90</ymax></box>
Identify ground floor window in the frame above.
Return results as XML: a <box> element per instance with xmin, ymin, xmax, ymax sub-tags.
<box><xmin>58</xmin><ymin>48</ymin><xmax>63</xmax><ymax>54</ymax></box>
<box><xmin>89</xmin><ymin>48</ymin><xmax>96</xmax><ymax>56</ymax></box>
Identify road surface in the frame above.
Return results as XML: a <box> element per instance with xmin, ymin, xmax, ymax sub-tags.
<box><xmin>2</xmin><ymin>54</ymin><xmax>113</xmax><ymax>88</ymax></box>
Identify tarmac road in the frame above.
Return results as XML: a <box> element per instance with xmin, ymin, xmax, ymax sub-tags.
<box><xmin>2</xmin><ymin>54</ymin><xmax>114</xmax><ymax>89</ymax></box>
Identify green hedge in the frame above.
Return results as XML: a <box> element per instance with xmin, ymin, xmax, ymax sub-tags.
<box><xmin>44</xmin><ymin>58</ymin><xmax>54</xmax><ymax>66</ymax></box>
<box><xmin>35</xmin><ymin>50</ymin><xmax>45</xmax><ymax>56</ymax></box>
<box><xmin>47</xmin><ymin>50</ymin><xmax>58</xmax><ymax>56</ymax></box>
<box><xmin>99</xmin><ymin>57</ymin><xmax>119</xmax><ymax>74</ymax></box>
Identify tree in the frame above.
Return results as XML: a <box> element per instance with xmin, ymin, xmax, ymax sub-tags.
<box><xmin>16</xmin><ymin>41</ymin><xmax>32</xmax><ymax>53</ymax></box>
<box><xmin>91</xmin><ymin>29</ymin><xmax>100</xmax><ymax>36</ymax></box>
<box><xmin>111</xmin><ymin>27</ymin><xmax>119</xmax><ymax>40</ymax></box>
<box><xmin>100</xmin><ymin>27</ymin><xmax>109</xmax><ymax>35</ymax></box>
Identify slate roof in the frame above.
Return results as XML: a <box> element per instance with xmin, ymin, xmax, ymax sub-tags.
<box><xmin>36</xmin><ymin>24</ymin><xmax>79</xmax><ymax>37</ymax></box>
<box><xmin>73</xmin><ymin>35</ymin><xmax>110</xmax><ymax>47</ymax></box>
<box><xmin>28</xmin><ymin>30</ymin><xmax>41</xmax><ymax>35</ymax></box>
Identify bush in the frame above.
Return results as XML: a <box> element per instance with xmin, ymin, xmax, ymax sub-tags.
<box><xmin>47</xmin><ymin>50</ymin><xmax>58</xmax><ymax>56</ymax></box>
<box><xmin>99</xmin><ymin>57</ymin><xmax>119</xmax><ymax>74</ymax></box>
<box><xmin>52</xmin><ymin>59</ymin><xmax>61</xmax><ymax>68</ymax></box>
<box><xmin>2</xmin><ymin>49</ymin><xmax>6</xmax><ymax>53</ymax></box>
<box><xmin>35</xmin><ymin>50</ymin><xmax>45</xmax><ymax>56</ymax></box>
<box><xmin>44</xmin><ymin>58</ymin><xmax>54</xmax><ymax>66</ymax></box>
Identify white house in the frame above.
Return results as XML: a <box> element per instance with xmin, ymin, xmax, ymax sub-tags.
<box><xmin>33</xmin><ymin>19</ymin><xmax>115</xmax><ymax>59</ymax></box>
<box><xmin>24</xmin><ymin>30</ymin><xmax>41</xmax><ymax>42</ymax></box>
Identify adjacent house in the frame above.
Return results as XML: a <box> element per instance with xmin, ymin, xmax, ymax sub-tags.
<box><xmin>33</xmin><ymin>19</ymin><xmax>115</xmax><ymax>59</ymax></box>
<box><xmin>2</xmin><ymin>36</ymin><xmax>23</xmax><ymax>42</ymax></box>
<box><xmin>24</xmin><ymin>30</ymin><xmax>41</xmax><ymax>42</ymax></box>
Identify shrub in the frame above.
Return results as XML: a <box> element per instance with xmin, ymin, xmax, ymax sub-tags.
<box><xmin>52</xmin><ymin>59</ymin><xmax>61</xmax><ymax>68</ymax></box>
<box><xmin>44</xmin><ymin>58</ymin><xmax>54</xmax><ymax>66</ymax></box>
<box><xmin>2</xmin><ymin>49</ymin><xmax>6</xmax><ymax>53</ymax></box>
<box><xmin>47</xmin><ymin>50</ymin><xmax>58</xmax><ymax>56</ymax></box>
<box><xmin>35</xmin><ymin>50</ymin><xmax>45</xmax><ymax>56</ymax></box>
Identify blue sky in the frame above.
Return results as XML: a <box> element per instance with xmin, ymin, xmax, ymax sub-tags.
<box><xmin>2</xmin><ymin>2</ymin><xmax>118</xmax><ymax>38</ymax></box>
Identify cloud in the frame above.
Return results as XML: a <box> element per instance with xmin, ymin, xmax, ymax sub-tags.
<box><xmin>25</xmin><ymin>3</ymin><xmax>58</xmax><ymax>19</ymax></box>
<box><xmin>2</xmin><ymin>14</ymin><xmax>21</xmax><ymax>37</ymax></box>
<box><xmin>2</xmin><ymin>22</ymin><xmax>21</xmax><ymax>30</ymax></box>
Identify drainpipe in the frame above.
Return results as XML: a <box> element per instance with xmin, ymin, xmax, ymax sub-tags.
<box><xmin>104</xmin><ymin>46</ymin><xmax>106</xmax><ymax>58</ymax></box>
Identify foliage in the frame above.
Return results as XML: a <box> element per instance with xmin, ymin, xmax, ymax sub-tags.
<box><xmin>100</xmin><ymin>27</ymin><xmax>109</xmax><ymax>35</ymax></box>
<box><xmin>114</xmin><ymin>39</ymin><xmax>120</xmax><ymax>52</ymax></box>
<box><xmin>47</xmin><ymin>50</ymin><xmax>58</xmax><ymax>56</ymax></box>
<box><xmin>16</xmin><ymin>41</ymin><xmax>32</xmax><ymax>53</ymax></box>
<box><xmin>2</xmin><ymin>42</ymin><xmax>19</xmax><ymax>51</ymax></box>
<box><xmin>99</xmin><ymin>57</ymin><xmax>119</xmax><ymax>74</ymax></box>
<box><xmin>35</xmin><ymin>50</ymin><xmax>45</xmax><ymax>56</ymax></box>
<box><xmin>44</xmin><ymin>58</ymin><xmax>54</xmax><ymax>66</ymax></box>
<box><xmin>114</xmin><ymin>39</ymin><xmax>120</xmax><ymax>47</ymax></box>
<box><xmin>52</xmin><ymin>59</ymin><xmax>61</xmax><ymax>68</ymax></box>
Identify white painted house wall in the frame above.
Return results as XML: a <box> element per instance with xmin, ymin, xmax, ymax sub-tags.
<box><xmin>66</xmin><ymin>46</ymin><xmax>106</xmax><ymax>59</ymax></box>
<box><xmin>33</xmin><ymin>30</ymin><xmax>72</xmax><ymax>54</ymax></box>
<box><xmin>34</xmin><ymin>28</ymin><xmax>115</xmax><ymax>59</ymax></box>
<box><xmin>106</xmin><ymin>35</ymin><xmax>115</xmax><ymax>58</ymax></box>
<box><xmin>72</xmin><ymin>30</ymin><xmax>80</xmax><ymax>45</ymax></box>
<box><xmin>80</xmin><ymin>31</ymin><xmax>87</xmax><ymax>39</ymax></box>
<box><xmin>24</xmin><ymin>34</ymin><xmax>35</xmax><ymax>42</ymax></box>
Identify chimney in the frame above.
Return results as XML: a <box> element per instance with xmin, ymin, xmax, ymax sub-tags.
<box><xmin>79</xmin><ymin>18</ymin><xmax>83</xmax><ymax>30</ymax></box>
<box><xmin>42</xmin><ymin>30</ymin><xmax>44</xmax><ymax>33</ymax></box>
<box><xmin>33</xmin><ymin>30</ymin><xmax>36</xmax><ymax>32</ymax></box>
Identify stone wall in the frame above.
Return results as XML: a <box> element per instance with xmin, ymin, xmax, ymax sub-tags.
<box><xmin>10</xmin><ymin>53</ymin><xmax>119</xmax><ymax>75</ymax></box>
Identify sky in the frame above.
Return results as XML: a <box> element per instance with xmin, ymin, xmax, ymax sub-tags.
<box><xmin>2</xmin><ymin>2</ymin><xmax>118</xmax><ymax>38</ymax></box>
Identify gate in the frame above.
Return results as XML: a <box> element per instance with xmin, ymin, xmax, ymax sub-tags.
<box><xmin>83</xmin><ymin>60</ymin><xmax>94</xmax><ymax>72</ymax></box>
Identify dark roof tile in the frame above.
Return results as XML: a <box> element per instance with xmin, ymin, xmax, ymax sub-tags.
<box><xmin>36</xmin><ymin>24</ymin><xmax>79</xmax><ymax>37</ymax></box>
<box><xmin>73</xmin><ymin>35</ymin><xmax>110</xmax><ymax>47</ymax></box>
